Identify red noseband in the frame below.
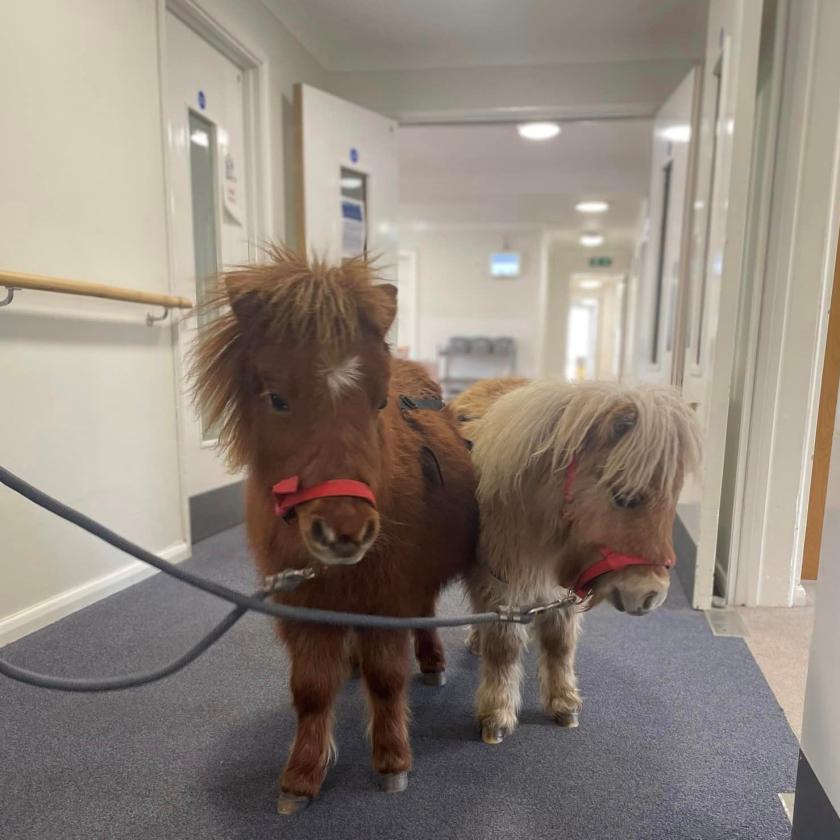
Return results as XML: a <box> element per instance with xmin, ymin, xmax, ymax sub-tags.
<box><xmin>563</xmin><ymin>457</ymin><xmax>675</xmax><ymax>599</ymax></box>
<box><xmin>272</xmin><ymin>476</ymin><xmax>376</xmax><ymax>519</ymax></box>
<box><xmin>572</xmin><ymin>547</ymin><xmax>675</xmax><ymax>600</ymax></box>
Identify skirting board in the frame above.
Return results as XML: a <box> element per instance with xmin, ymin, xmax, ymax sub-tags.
<box><xmin>189</xmin><ymin>481</ymin><xmax>245</xmax><ymax>544</ymax></box>
<box><xmin>0</xmin><ymin>541</ymin><xmax>190</xmax><ymax>648</ymax></box>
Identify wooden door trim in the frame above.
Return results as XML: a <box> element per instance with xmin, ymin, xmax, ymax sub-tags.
<box><xmin>802</xmin><ymin>226</ymin><xmax>840</xmax><ymax>579</ymax></box>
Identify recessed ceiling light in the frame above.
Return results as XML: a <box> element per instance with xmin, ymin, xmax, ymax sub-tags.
<box><xmin>576</xmin><ymin>200</ymin><xmax>609</xmax><ymax>214</ymax></box>
<box><xmin>517</xmin><ymin>122</ymin><xmax>561</xmax><ymax>141</ymax></box>
<box><xmin>190</xmin><ymin>130</ymin><xmax>209</xmax><ymax>148</ymax></box>
<box><xmin>660</xmin><ymin>124</ymin><xmax>691</xmax><ymax>143</ymax></box>
<box><xmin>340</xmin><ymin>176</ymin><xmax>364</xmax><ymax>190</ymax></box>
<box><xmin>578</xmin><ymin>279</ymin><xmax>603</xmax><ymax>290</ymax></box>
<box><xmin>580</xmin><ymin>233</ymin><xmax>605</xmax><ymax>248</ymax></box>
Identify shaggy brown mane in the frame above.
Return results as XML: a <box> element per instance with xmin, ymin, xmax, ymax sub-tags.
<box><xmin>190</xmin><ymin>247</ymin><xmax>390</xmax><ymax>469</ymax></box>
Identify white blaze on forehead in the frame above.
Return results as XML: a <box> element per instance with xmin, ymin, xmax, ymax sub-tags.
<box><xmin>326</xmin><ymin>355</ymin><xmax>363</xmax><ymax>398</ymax></box>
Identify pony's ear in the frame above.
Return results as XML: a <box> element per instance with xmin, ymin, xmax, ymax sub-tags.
<box><xmin>225</xmin><ymin>277</ymin><xmax>262</xmax><ymax>325</ymax></box>
<box><xmin>364</xmin><ymin>283</ymin><xmax>398</xmax><ymax>337</ymax></box>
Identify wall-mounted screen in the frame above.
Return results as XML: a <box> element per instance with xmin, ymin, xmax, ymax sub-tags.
<box><xmin>489</xmin><ymin>251</ymin><xmax>521</xmax><ymax>278</ymax></box>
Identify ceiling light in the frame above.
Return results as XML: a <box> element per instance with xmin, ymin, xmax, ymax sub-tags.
<box><xmin>580</xmin><ymin>233</ymin><xmax>604</xmax><ymax>248</ymax></box>
<box><xmin>517</xmin><ymin>122</ymin><xmax>561</xmax><ymax>141</ymax></box>
<box><xmin>576</xmin><ymin>200</ymin><xmax>609</xmax><ymax>214</ymax></box>
<box><xmin>578</xmin><ymin>279</ymin><xmax>603</xmax><ymax>290</ymax></box>
<box><xmin>660</xmin><ymin>124</ymin><xmax>691</xmax><ymax>143</ymax></box>
<box><xmin>190</xmin><ymin>130</ymin><xmax>209</xmax><ymax>148</ymax></box>
<box><xmin>340</xmin><ymin>175</ymin><xmax>364</xmax><ymax>190</ymax></box>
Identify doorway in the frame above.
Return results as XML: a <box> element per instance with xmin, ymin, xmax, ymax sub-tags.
<box><xmin>163</xmin><ymin>9</ymin><xmax>262</xmax><ymax>541</ymax></box>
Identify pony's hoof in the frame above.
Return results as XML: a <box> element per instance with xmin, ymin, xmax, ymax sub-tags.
<box><xmin>554</xmin><ymin>711</ymin><xmax>580</xmax><ymax>728</ymax></box>
<box><xmin>277</xmin><ymin>792</ymin><xmax>311</xmax><ymax>816</ymax></box>
<box><xmin>421</xmin><ymin>671</ymin><xmax>446</xmax><ymax>687</ymax></box>
<box><xmin>481</xmin><ymin>724</ymin><xmax>505</xmax><ymax>745</ymax></box>
<box><xmin>379</xmin><ymin>771</ymin><xmax>409</xmax><ymax>793</ymax></box>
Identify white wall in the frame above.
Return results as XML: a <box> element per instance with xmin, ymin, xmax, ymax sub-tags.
<box><xmin>400</xmin><ymin>228</ymin><xmax>547</xmax><ymax>378</ymax></box>
<box><xmin>0</xmin><ymin>0</ymin><xmax>328</xmax><ymax>644</ymax></box>
<box><xmin>800</xmin><ymin>392</ymin><xmax>840</xmax><ymax>819</ymax></box>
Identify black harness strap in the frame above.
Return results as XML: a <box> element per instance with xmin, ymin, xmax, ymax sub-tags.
<box><xmin>398</xmin><ymin>394</ymin><xmax>446</xmax><ymax>412</ymax></box>
<box><xmin>399</xmin><ymin>393</ymin><xmax>448</xmax><ymax>487</ymax></box>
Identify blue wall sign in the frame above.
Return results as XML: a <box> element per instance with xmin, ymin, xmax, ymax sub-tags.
<box><xmin>349</xmin><ymin>148</ymin><xmax>358</xmax><ymax>164</ymax></box>
<box><xmin>198</xmin><ymin>90</ymin><xmax>206</xmax><ymax>110</ymax></box>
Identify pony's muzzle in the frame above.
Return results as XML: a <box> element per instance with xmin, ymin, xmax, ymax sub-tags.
<box><xmin>297</xmin><ymin>499</ymin><xmax>379</xmax><ymax>566</ymax></box>
<box><xmin>606</xmin><ymin>564</ymin><xmax>671</xmax><ymax>616</ymax></box>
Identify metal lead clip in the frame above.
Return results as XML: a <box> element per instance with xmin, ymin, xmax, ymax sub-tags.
<box><xmin>264</xmin><ymin>567</ymin><xmax>317</xmax><ymax>593</ymax></box>
<box><xmin>496</xmin><ymin>593</ymin><xmax>580</xmax><ymax>624</ymax></box>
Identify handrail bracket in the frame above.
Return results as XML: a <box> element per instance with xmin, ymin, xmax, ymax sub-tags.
<box><xmin>146</xmin><ymin>307</ymin><xmax>170</xmax><ymax>327</ymax></box>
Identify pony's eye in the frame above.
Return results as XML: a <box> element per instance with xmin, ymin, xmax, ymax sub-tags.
<box><xmin>612</xmin><ymin>491</ymin><xmax>642</xmax><ymax>509</ymax></box>
<box><xmin>378</xmin><ymin>396</ymin><xmax>388</xmax><ymax>410</ymax></box>
<box><xmin>266</xmin><ymin>393</ymin><xmax>289</xmax><ymax>413</ymax></box>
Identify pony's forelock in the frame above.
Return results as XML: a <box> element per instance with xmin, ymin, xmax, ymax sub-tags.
<box><xmin>472</xmin><ymin>380</ymin><xmax>701</xmax><ymax>510</ymax></box>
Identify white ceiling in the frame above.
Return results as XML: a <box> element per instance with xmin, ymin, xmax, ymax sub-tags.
<box><xmin>263</xmin><ymin>0</ymin><xmax>708</xmax><ymax>70</ymax></box>
<box><xmin>263</xmin><ymin>0</ymin><xmax>708</xmax><ymax>73</ymax></box>
<box><xmin>399</xmin><ymin>120</ymin><xmax>652</xmax><ymax>239</ymax></box>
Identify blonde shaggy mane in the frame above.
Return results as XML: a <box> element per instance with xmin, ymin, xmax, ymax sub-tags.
<box><xmin>472</xmin><ymin>379</ymin><xmax>701</xmax><ymax>510</ymax></box>
<box><xmin>190</xmin><ymin>247</ymin><xmax>392</xmax><ymax>468</ymax></box>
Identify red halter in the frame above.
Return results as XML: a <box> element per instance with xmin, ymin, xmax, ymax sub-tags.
<box><xmin>272</xmin><ymin>475</ymin><xmax>376</xmax><ymax>519</ymax></box>
<box><xmin>562</xmin><ymin>457</ymin><xmax>675</xmax><ymax>599</ymax></box>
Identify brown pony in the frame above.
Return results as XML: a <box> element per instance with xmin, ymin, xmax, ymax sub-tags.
<box><xmin>192</xmin><ymin>249</ymin><xmax>477</xmax><ymax>812</ymax></box>
<box><xmin>452</xmin><ymin>378</ymin><xmax>700</xmax><ymax>744</ymax></box>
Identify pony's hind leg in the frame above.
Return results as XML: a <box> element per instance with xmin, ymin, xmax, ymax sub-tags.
<box><xmin>413</xmin><ymin>627</ymin><xmax>447</xmax><ymax>685</ymax></box>
<box><xmin>277</xmin><ymin>625</ymin><xmax>347</xmax><ymax>814</ymax></box>
<box><xmin>464</xmin><ymin>624</ymin><xmax>481</xmax><ymax>656</ymax></box>
<box><xmin>475</xmin><ymin>621</ymin><xmax>528</xmax><ymax>744</ymax></box>
<box><xmin>535</xmin><ymin>607</ymin><xmax>582</xmax><ymax>727</ymax></box>
<box><xmin>358</xmin><ymin>629</ymin><xmax>413</xmax><ymax>792</ymax></box>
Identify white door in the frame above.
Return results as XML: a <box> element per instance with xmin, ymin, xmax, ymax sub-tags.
<box><xmin>395</xmin><ymin>250</ymin><xmax>419</xmax><ymax>358</ymax></box>
<box><xmin>164</xmin><ymin>12</ymin><xmax>253</xmax><ymax>503</ymax></box>
<box><xmin>296</xmin><ymin>84</ymin><xmax>399</xmax><ymax>283</ymax></box>
<box><xmin>634</xmin><ymin>67</ymin><xmax>700</xmax><ymax>385</ymax></box>
<box><xmin>681</xmin><ymin>0</ymin><xmax>764</xmax><ymax>609</ymax></box>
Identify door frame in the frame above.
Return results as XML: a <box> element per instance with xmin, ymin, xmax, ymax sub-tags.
<box><xmin>686</xmin><ymin>0</ymin><xmax>765</xmax><ymax>610</ymax></box>
<box><xmin>156</xmin><ymin>0</ymin><xmax>273</xmax><ymax>542</ymax></box>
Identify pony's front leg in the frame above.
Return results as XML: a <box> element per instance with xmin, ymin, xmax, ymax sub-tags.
<box><xmin>358</xmin><ymin>629</ymin><xmax>413</xmax><ymax>792</ymax></box>
<box><xmin>476</xmin><ymin>621</ymin><xmax>528</xmax><ymax>744</ymax></box>
<box><xmin>277</xmin><ymin>625</ymin><xmax>347</xmax><ymax>815</ymax></box>
<box><xmin>535</xmin><ymin>607</ymin><xmax>582</xmax><ymax>727</ymax></box>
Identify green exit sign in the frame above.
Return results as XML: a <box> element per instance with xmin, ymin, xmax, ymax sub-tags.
<box><xmin>588</xmin><ymin>256</ymin><xmax>612</xmax><ymax>267</ymax></box>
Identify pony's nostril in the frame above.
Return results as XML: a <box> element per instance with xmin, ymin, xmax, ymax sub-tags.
<box><xmin>362</xmin><ymin>520</ymin><xmax>377</xmax><ymax>544</ymax></box>
<box><xmin>643</xmin><ymin>592</ymin><xmax>658</xmax><ymax>611</ymax></box>
<box><xmin>310</xmin><ymin>518</ymin><xmax>333</xmax><ymax>548</ymax></box>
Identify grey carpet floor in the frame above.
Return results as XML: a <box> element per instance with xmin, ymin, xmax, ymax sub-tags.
<box><xmin>1</xmin><ymin>526</ymin><xmax>798</xmax><ymax>840</ymax></box>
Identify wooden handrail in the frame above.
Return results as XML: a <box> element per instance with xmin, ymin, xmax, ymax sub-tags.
<box><xmin>0</xmin><ymin>269</ymin><xmax>193</xmax><ymax>311</ymax></box>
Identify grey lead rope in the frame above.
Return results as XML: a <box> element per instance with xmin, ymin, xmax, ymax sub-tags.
<box><xmin>0</xmin><ymin>466</ymin><xmax>577</xmax><ymax>693</ymax></box>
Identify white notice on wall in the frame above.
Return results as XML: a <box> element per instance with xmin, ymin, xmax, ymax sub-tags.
<box><xmin>222</xmin><ymin>151</ymin><xmax>243</xmax><ymax>226</ymax></box>
<box><xmin>341</xmin><ymin>198</ymin><xmax>366</xmax><ymax>258</ymax></box>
